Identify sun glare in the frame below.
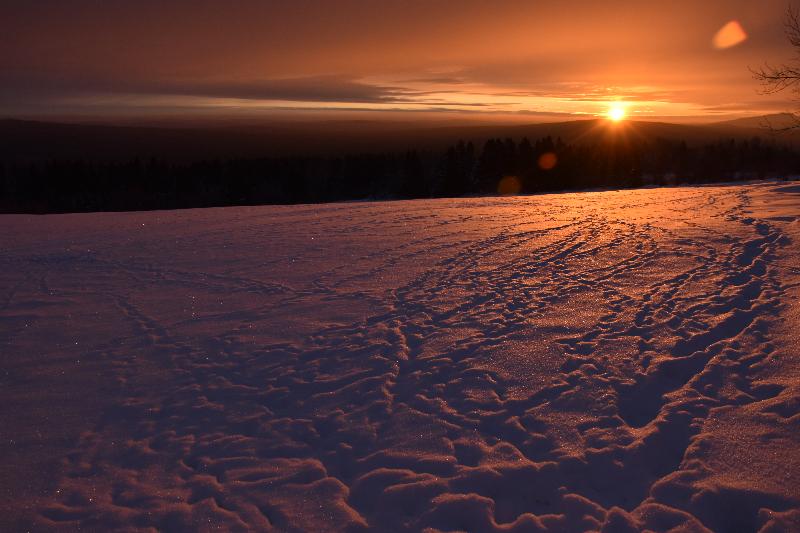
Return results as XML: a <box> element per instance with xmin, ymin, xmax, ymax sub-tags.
<box><xmin>607</xmin><ymin>104</ymin><xmax>626</xmax><ymax>122</ymax></box>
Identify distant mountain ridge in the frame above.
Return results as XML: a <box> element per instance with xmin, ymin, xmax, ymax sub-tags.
<box><xmin>711</xmin><ymin>113</ymin><xmax>799</xmax><ymax>130</ymax></box>
<box><xmin>1</xmin><ymin>115</ymin><xmax>798</xmax><ymax>163</ymax></box>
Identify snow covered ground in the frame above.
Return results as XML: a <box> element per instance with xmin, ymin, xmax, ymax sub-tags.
<box><xmin>1</xmin><ymin>182</ymin><xmax>799</xmax><ymax>532</ymax></box>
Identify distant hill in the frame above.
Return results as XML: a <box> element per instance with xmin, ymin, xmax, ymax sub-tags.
<box><xmin>423</xmin><ymin>118</ymin><xmax>800</xmax><ymax>148</ymax></box>
<box><xmin>1</xmin><ymin>116</ymin><xmax>798</xmax><ymax>164</ymax></box>
<box><xmin>711</xmin><ymin>113</ymin><xmax>799</xmax><ymax>130</ymax></box>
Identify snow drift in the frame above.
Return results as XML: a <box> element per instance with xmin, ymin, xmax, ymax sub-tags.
<box><xmin>1</xmin><ymin>182</ymin><xmax>799</xmax><ymax>532</ymax></box>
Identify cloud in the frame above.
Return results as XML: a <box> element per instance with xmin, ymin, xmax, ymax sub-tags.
<box><xmin>159</xmin><ymin>76</ymin><xmax>412</xmax><ymax>103</ymax></box>
<box><xmin>0</xmin><ymin>73</ymin><xmax>417</xmax><ymax>104</ymax></box>
<box><xmin>400</xmin><ymin>76</ymin><xmax>469</xmax><ymax>85</ymax></box>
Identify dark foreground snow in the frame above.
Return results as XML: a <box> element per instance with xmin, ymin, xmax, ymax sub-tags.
<box><xmin>1</xmin><ymin>182</ymin><xmax>799</xmax><ymax>532</ymax></box>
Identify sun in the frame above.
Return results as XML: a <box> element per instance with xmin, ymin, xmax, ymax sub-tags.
<box><xmin>607</xmin><ymin>104</ymin><xmax>626</xmax><ymax>122</ymax></box>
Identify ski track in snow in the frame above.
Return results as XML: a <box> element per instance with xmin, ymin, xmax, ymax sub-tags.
<box><xmin>1</xmin><ymin>182</ymin><xmax>800</xmax><ymax>532</ymax></box>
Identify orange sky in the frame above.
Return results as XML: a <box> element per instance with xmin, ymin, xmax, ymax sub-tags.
<box><xmin>1</xmin><ymin>0</ymin><xmax>797</xmax><ymax>123</ymax></box>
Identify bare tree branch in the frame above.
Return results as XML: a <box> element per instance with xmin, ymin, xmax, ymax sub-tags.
<box><xmin>751</xmin><ymin>5</ymin><xmax>800</xmax><ymax>130</ymax></box>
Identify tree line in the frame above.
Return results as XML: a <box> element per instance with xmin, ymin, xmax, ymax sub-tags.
<box><xmin>1</xmin><ymin>135</ymin><xmax>798</xmax><ymax>213</ymax></box>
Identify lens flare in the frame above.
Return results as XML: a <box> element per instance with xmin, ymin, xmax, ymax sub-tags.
<box><xmin>497</xmin><ymin>175</ymin><xmax>522</xmax><ymax>195</ymax></box>
<box><xmin>713</xmin><ymin>20</ymin><xmax>747</xmax><ymax>50</ymax></box>
<box><xmin>538</xmin><ymin>152</ymin><xmax>558</xmax><ymax>170</ymax></box>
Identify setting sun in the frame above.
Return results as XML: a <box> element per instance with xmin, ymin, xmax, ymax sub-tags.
<box><xmin>607</xmin><ymin>104</ymin><xmax>626</xmax><ymax>121</ymax></box>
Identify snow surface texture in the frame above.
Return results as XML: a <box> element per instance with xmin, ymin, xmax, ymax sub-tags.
<box><xmin>1</xmin><ymin>182</ymin><xmax>799</xmax><ymax>532</ymax></box>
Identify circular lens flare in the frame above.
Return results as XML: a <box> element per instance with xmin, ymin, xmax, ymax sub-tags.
<box><xmin>608</xmin><ymin>105</ymin><xmax>626</xmax><ymax>122</ymax></box>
